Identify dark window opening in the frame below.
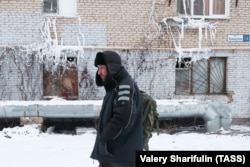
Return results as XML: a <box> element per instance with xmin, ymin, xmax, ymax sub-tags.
<box><xmin>43</xmin><ymin>0</ymin><xmax>58</xmax><ymax>14</ymax></box>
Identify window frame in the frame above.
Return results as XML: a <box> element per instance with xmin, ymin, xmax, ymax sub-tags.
<box><xmin>175</xmin><ymin>57</ymin><xmax>227</xmax><ymax>95</ymax></box>
<box><xmin>177</xmin><ymin>0</ymin><xmax>230</xmax><ymax>19</ymax></box>
<box><xmin>43</xmin><ymin>51</ymin><xmax>79</xmax><ymax>100</ymax></box>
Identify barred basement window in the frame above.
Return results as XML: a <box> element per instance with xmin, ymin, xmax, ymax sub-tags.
<box><xmin>175</xmin><ymin>57</ymin><xmax>227</xmax><ymax>95</ymax></box>
<box><xmin>177</xmin><ymin>0</ymin><xmax>230</xmax><ymax>19</ymax></box>
<box><xmin>43</xmin><ymin>0</ymin><xmax>58</xmax><ymax>14</ymax></box>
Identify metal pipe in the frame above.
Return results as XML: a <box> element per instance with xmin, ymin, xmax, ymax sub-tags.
<box><xmin>157</xmin><ymin>100</ymin><xmax>231</xmax><ymax>132</ymax></box>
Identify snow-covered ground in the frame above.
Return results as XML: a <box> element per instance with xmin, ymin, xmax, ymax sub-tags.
<box><xmin>0</xmin><ymin>124</ymin><xmax>250</xmax><ymax>167</ymax></box>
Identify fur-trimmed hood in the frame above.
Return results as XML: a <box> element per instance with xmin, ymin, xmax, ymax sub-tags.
<box><xmin>94</xmin><ymin>51</ymin><xmax>122</xmax><ymax>87</ymax></box>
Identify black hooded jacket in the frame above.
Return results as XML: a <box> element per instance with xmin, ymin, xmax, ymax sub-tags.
<box><xmin>91</xmin><ymin>51</ymin><xmax>143</xmax><ymax>165</ymax></box>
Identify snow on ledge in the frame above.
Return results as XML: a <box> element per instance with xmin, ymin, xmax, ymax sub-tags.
<box><xmin>0</xmin><ymin>99</ymin><xmax>200</xmax><ymax>107</ymax></box>
<box><xmin>0</xmin><ymin>100</ymin><xmax>103</xmax><ymax>106</ymax></box>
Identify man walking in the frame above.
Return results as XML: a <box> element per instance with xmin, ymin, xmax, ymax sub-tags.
<box><xmin>90</xmin><ymin>51</ymin><xmax>143</xmax><ymax>167</ymax></box>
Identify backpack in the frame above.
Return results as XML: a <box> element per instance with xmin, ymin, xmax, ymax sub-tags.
<box><xmin>140</xmin><ymin>91</ymin><xmax>159</xmax><ymax>151</ymax></box>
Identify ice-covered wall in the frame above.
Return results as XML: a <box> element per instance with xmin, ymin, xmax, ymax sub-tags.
<box><xmin>78</xmin><ymin>50</ymin><xmax>175</xmax><ymax>100</ymax></box>
<box><xmin>0</xmin><ymin>47</ymin><xmax>42</xmax><ymax>100</ymax></box>
<box><xmin>1</xmin><ymin>47</ymin><xmax>249</xmax><ymax>118</ymax></box>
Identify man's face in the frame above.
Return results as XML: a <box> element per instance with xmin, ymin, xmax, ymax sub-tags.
<box><xmin>97</xmin><ymin>65</ymin><xmax>108</xmax><ymax>82</ymax></box>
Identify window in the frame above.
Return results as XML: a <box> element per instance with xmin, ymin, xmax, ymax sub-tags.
<box><xmin>177</xmin><ymin>0</ymin><xmax>229</xmax><ymax>19</ymax></box>
<box><xmin>175</xmin><ymin>57</ymin><xmax>226</xmax><ymax>95</ymax></box>
<box><xmin>43</xmin><ymin>0</ymin><xmax>77</xmax><ymax>16</ymax></box>
<box><xmin>43</xmin><ymin>0</ymin><xmax>58</xmax><ymax>13</ymax></box>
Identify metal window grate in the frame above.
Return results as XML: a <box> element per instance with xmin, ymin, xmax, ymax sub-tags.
<box><xmin>175</xmin><ymin>57</ymin><xmax>226</xmax><ymax>95</ymax></box>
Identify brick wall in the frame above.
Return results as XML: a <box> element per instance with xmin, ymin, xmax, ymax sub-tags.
<box><xmin>0</xmin><ymin>0</ymin><xmax>250</xmax><ymax>118</ymax></box>
<box><xmin>227</xmin><ymin>51</ymin><xmax>250</xmax><ymax>118</ymax></box>
<box><xmin>1</xmin><ymin>0</ymin><xmax>250</xmax><ymax>48</ymax></box>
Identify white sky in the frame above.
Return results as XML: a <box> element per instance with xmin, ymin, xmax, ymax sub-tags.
<box><xmin>0</xmin><ymin>124</ymin><xmax>249</xmax><ymax>167</ymax></box>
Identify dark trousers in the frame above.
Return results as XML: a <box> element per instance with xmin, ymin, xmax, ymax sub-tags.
<box><xmin>99</xmin><ymin>161</ymin><xmax>135</xmax><ymax>167</ymax></box>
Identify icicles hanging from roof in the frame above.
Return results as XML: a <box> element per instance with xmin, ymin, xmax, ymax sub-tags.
<box><xmin>36</xmin><ymin>17</ymin><xmax>84</xmax><ymax>73</ymax></box>
<box><xmin>0</xmin><ymin>16</ymin><xmax>85</xmax><ymax>75</ymax></box>
<box><xmin>161</xmin><ymin>16</ymin><xmax>217</xmax><ymax>62</ymax></box>
<box><xmin>160</xmin><ymin>0</ymin><xmax>217</xmax><ymax>62</ymax></box>
<box><xmin>39</xmin><ymin>17</ymin><xmax>60</xmax><ymax>71</ymax></box>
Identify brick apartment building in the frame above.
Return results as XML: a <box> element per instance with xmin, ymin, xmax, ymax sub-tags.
<box><xmin>0</xmin><ymin>0</ymin><xmax>249</xmax><ymax>123</ymax></box>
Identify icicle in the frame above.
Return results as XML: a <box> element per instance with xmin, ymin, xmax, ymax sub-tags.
<box><xmin>77</xmin><ymin>33</ymin><xmax>85</xmax><ymax>47</ymax></box>
<box><xmin>181</xmin><ymin>19</ymin><xmax>184</xmax><ymax>39</ymax></box>
<box><xmin>178</xmin><ymin>29</ymin><xmax>182</xmax><ymax>50</ymax></box>
<box><xmin>198</xmin><ymin>22</ymin><xmax>202</xmax><ymax>49</ymax></box>
<box><xmin>144</xmin><ymin>0</ymin><xmax>161</xmax><ymax>41</ymax></box>
<box><xmin>205</xmin><ymin>27</ymin><xmax>208</xmax><ymax>40</ymax></box>
<box><xmin>183</xmin><ymin>0</ymin><xmax>187</xmax><ymax>16</ymax></box>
